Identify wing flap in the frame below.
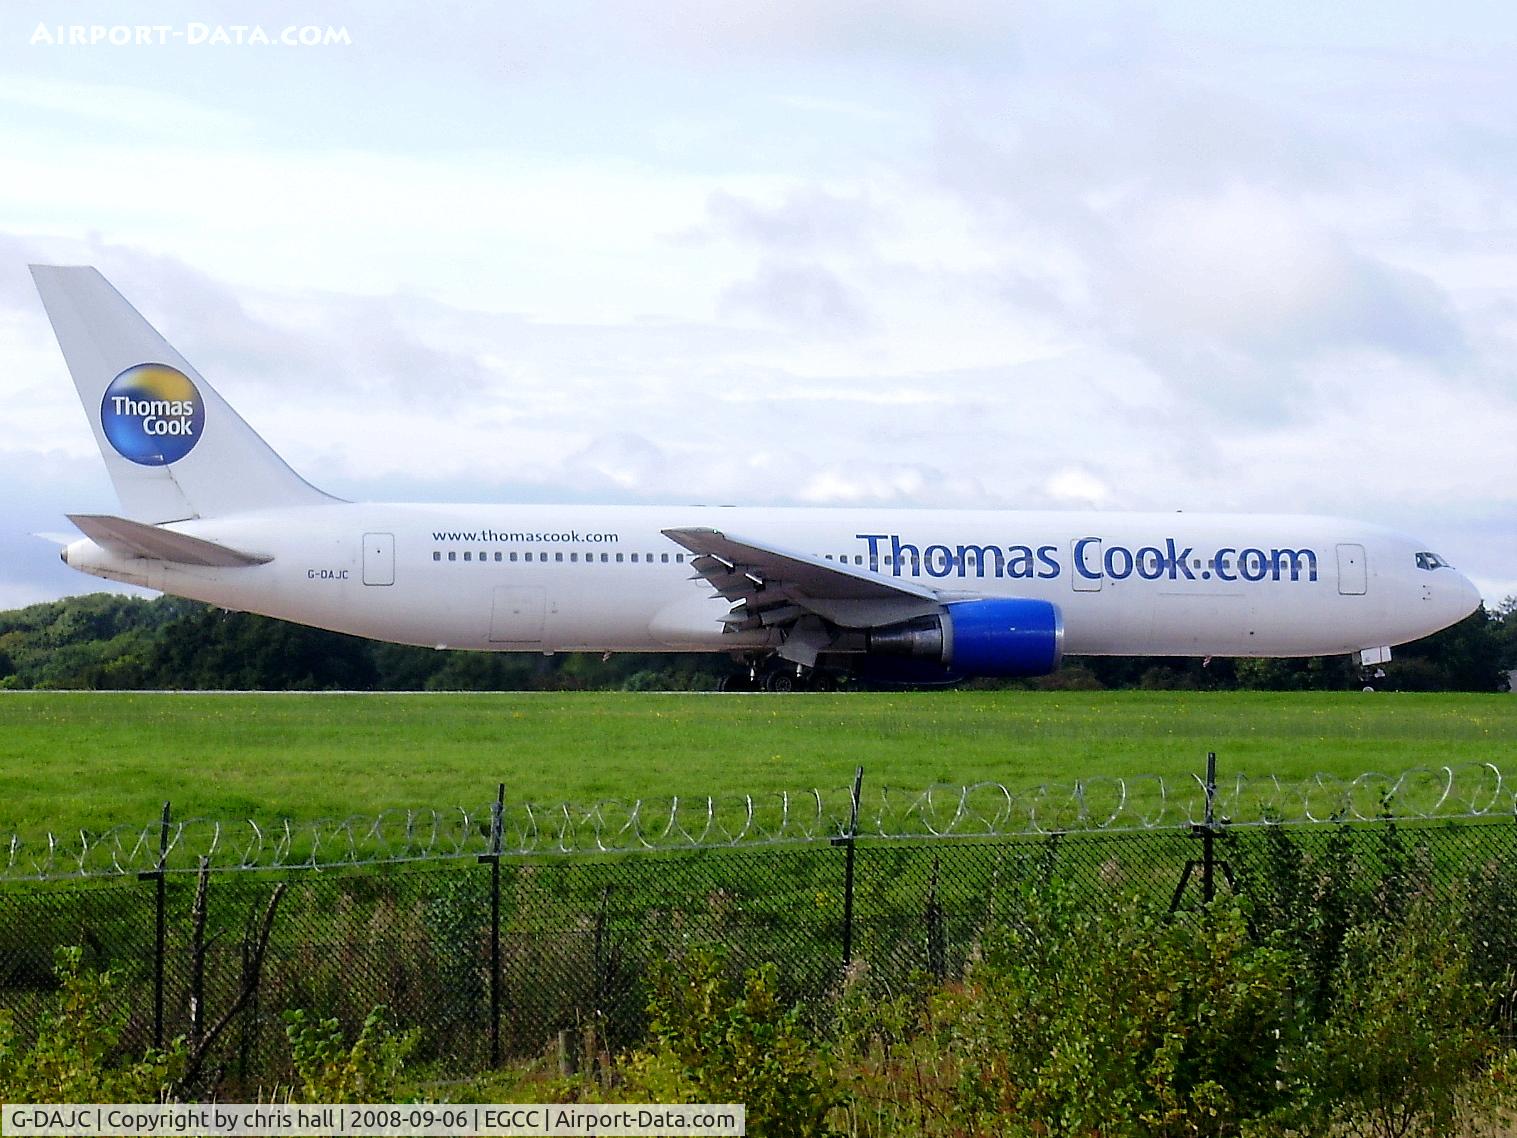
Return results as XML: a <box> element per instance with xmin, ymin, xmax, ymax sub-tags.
<box><xmin>664</xmin><ymin>526</ymin><xmax>942</xmax><ymax>631</ymax></box>
<box><xmin>667</xmin><ymin>527</ymin><xmax>938</xmax><ymax>601</ymax></box>
<box><xmin>68</xmin><ymin>513</ymin><xmax>272</xmax><ymax>567</ymax></box>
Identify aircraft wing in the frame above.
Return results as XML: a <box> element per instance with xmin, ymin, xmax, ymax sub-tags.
<box><xmin>662</xmin><ymin>526</ymin><xmax>943</xmax><ymax>631</ymax></box>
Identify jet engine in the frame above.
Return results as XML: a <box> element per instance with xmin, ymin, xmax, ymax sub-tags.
<box><xmin>865</xmin><ymin>598</ymin><xmax>1063</xmax><ymax>678</ymax></box>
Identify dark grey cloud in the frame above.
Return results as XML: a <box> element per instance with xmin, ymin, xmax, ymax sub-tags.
<box><xmin>720</xmin><ymin>261</ymin><xmax>870</xmax><ymax>335</ymax></box>
<box><xmin>608</xmin><ymin>0</ymin><xmax>1024</xmax><ymax>65</ymax></box>
<box><xmin>7</xmin><ymin>237</ymin><xmax>497</xmax><ymax>406</ymax></box>
<box><xmin>701</xmin><ymin>188</ymin><xmax>878</xmax><ymax>252</ymax></box>
<box><xmin>0</xmin><ymin>450</ymin><xmax>142</xmax><ymax>607</ymax></box>
<box><xmin>1097</xmin><ymin>235</ymin><xmax>1468</xmax><ymax>423</ymax></box>
<box><xmin>563</xmin><ymin>432</ymin><xmax>670</xmax><ymax>494</ymax></box>
<box><xmin>0</xmin><ymin>235</ymin><xmax>53</xmax><ymax>310</ymax></box>
<box><xmin>1323</xmin><ymin>257</ymin><xmax>1466</xmax><ymax>361</ymax></box>
<box><xmin>920</xmin><ymin>46</ymin><xmax>1477</xmax><ymax>425</ymax></box>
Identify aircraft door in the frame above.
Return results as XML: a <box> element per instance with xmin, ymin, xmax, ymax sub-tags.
<box><xmin>1071</xmin><ymin>538</ymin><xmax>1102</xmax><ymax>591</ymax></box>
<box><xmin>362</xmin><ymin>533</ymin><xmax>395</xmax><ymax>586</ymax></box>
<box><xmin>490</xmin><ymin>586</ymin><xmax>546</xmax><ymax>644</ymax></box>
<box><xmin>1336</xmin><ymin>544</ymin><xmax>1367</xmax><ymax>596</ymax></box>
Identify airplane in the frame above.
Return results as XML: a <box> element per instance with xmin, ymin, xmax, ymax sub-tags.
<box><xmin>32</xmin><ymin>265</ymin><xmax>1483</xmax><ymax>690</ymax></box>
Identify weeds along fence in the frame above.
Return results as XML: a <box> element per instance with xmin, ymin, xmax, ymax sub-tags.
<box><xmin>2</xmin><ymin>759</ymin><xmax>1516</xmax><ymax>1094</ymax></box>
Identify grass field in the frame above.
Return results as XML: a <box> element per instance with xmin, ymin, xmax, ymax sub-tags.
<box><xmin>2</xmin><ymin>689</ymin><xmax>1514</xmax><ymax>836</ymax></box>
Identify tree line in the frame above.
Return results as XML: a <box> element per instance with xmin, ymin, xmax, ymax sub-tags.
<box><xmin>0</xmin><ymin>591</ymin><xmax>1513</xmax><ymax>692</ymax></box>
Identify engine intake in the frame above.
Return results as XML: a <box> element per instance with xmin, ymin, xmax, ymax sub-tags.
<box><xmin>866</xmin><ymin>598</ymin><xmax>1064</xmax><ymax>678</ymax></box>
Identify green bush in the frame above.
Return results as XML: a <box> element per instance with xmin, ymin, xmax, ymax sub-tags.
<box><xmin>913</xmin><ymin>880</ymin><xmax>1517</xmax><ymax>1138</ymax></box>
<box><xmin>1303</xmin><ymin>895</ymin><xmax>1499</xmax><ymax>1138</ymax></box>
<box><xmin>0</xmin><ymin>947</ymin><xmax>183</xmax><ymax>1103</ymax></box>
<box><xmin>284</xmin><ymin>1006</ymin><xmax>418</xmax><ymax>1103</ymax></box>
<box><xmin>8</xmin><ymin>844</ymin><xmax>1517</xmax><ymax>1135</ymax></box>
<box><xmin>619</xmin><ymin>945</ymin><xmax>844</xmax><ymax>1137</ymax></box>
<box><xmin>933</xmin><ymin>890</ymin><xmax>1300</xmax><ymax>1136</ymax></box>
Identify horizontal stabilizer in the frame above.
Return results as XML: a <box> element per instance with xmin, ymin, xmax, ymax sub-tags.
<box><xmin>68</xmin><ymin>514</ymin><xmax>272</xmax><ymax>567</ymax></box>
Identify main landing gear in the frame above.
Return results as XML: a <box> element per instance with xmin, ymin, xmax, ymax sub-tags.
<box><xmin>717</xmin><ymin>659</ymin><xmax>840</xmax><ymax>692</ymax></box>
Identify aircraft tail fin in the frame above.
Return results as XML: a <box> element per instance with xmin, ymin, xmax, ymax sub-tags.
<box><xmin>31</xmin><ymin>265</ymin><xmax>339</xmax><ymax>522</ymax></box>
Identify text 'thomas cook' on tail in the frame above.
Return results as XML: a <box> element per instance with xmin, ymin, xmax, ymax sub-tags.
<box><xmin>31</xmin><ymin>265</ymin><xmax>339</xmax><ymax>523</ymax></box>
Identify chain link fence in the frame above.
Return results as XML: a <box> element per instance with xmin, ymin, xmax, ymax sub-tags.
<box><xmin>3</xmin><ymin>761</ymin><xmax>1515</xmax><ymax>1096</ymax></box>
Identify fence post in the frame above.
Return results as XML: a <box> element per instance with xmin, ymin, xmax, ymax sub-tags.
<box><xmin>592</xmin><ymin>885</ymin><xmax>611</xmax><ymax>1037</ymax></box>
<box><xmin>926</xmin><ymin>855</ymin><xmax>945</xmax><ymax>982</ymax></box>
<box><xmin>1169</xmin><ymin>752</ymin><xmax>1236</xmax><ymax>912</ymax></box>
<box><xmin>831</xmin><ymin>766</ymin><xmax>864</xmax><ymax>974</ymax></box>
<box><xmin>477</xmin><ymin>783</ymin><xmax>505</xmax><ymax>1066</ymax></box>
<box><xmin>1201</xmin><ymin>751</ymin><xmax>1217</xmax><ymax>904</ymax></box>
<box><xmin>135</xmin><ymin>801</ymin><xmax>172</xmax><ymax>1049</ymax></box>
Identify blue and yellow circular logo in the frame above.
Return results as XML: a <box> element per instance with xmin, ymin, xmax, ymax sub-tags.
<box><xmin>100</xmin><ymin>364</ymin><xmax>205</xmax><ymax>466</ymax></box>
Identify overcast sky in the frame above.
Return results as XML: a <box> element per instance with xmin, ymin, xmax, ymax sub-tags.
<box><xmin>2</xmin><ymin>0</ymin><xmax>1515</xmax><ymax>609</ymax></box>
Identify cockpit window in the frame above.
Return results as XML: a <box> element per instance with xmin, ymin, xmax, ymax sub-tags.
<box><xmin>1415</xmin><ymin>552</ymin><xmax>1451</xmax><ymax>571</ymax></box>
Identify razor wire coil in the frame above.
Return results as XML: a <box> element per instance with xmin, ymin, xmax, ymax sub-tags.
<box><xmin>3</xmin><ymin>761</ymin><xmax>1512</xmax><ymax>881</ymax></box>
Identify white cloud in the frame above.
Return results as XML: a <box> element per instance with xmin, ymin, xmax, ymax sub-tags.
<box><xmin>1110</xmin><ymin>185</ymin><xmax>1463</xmax><ymax>362</ymax></box>
<box><xmin>1044</xmin><ymin>467</ymin><xmax>1111</xmax><ymax>507</ymax></box>
<box><xmin>3</xmin><ymin>0</ymin><xmax>1516</xmax><ymax>607</ymax></box>
<box><xmin>0</xmin><ymin>74</ymin><xmax>252</xmax><ymax>136</ymax></box>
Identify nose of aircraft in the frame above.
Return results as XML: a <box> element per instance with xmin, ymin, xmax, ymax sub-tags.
<box><xmin>1450</xmin><ymin>570</ymin><xmax>1483</xmax><ymax>622</ymax></box>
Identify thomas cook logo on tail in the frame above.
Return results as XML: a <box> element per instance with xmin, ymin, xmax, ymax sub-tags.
<box><xmin>100</xmin><ymin>364</ymin><xmax>205</xmax><ymax>466</ymax></box>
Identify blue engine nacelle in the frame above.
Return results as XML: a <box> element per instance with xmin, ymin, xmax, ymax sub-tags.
<box><xmin>864</xmin><ymin>598</ymin><xmax>1064</xmax><ymax>678</ymax></box>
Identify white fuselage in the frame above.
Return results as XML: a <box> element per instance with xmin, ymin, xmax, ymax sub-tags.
<box><xmin>62</xmin><ymin>503</ymin><xmax>1482</xmax><ymax>659</ymax></box>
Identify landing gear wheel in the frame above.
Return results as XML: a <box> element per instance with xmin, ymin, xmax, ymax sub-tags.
<box><xmin>764</xmin><ymin>669</ymin><xmax>798</xmax><ymax>693</ymax></box>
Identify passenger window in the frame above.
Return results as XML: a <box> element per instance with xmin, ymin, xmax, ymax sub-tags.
<box><xmin>447</xmin><ymin>551</ymin><xmax>456</xmax><ymax>562</ymax></box>
<box><xmin>463</xmin><ymin>552</ymin><xmax>472</xmax><ymax>562</ymax></box>
<box><xmin>494</xmin><ymin>552</ymin><xmax>502</xmax><ymax>562</ymax></box>
<box><xmin>616</xmin><ymin>553</ymin><xmax>624</xmax><ymax>563</ymax></box>
<box><xmin>509</xmin><ymin>552</ymin><xmax>518</xmax><ymax>562</ymax></box>
<box><xmin>676</xmin><ymin>554</ymin><xmax>684</xmax><ymax>563</ymax></box>
<box><xmin>631</xmin><ymin>553</ymin><xmax>639</xmax><ymax>563</ymax></box>
<box><xmin>432</xmin><ymin>551</ymin><xmax>441</xmax><ymax>562</ymax></box>
<box><xmin>555</xmin><ymin>552</ymin><xmax>564</xmax><ymax>562</ymax></box>
<box><xmin>661</xmin><ymin>553</ymin><xmax>670</xmax><ymax>563</ymax></box>
<box><xmin>601</xmin><ymin>553</ymin><xmax>609</xmax><ymax>563</ymax></box>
